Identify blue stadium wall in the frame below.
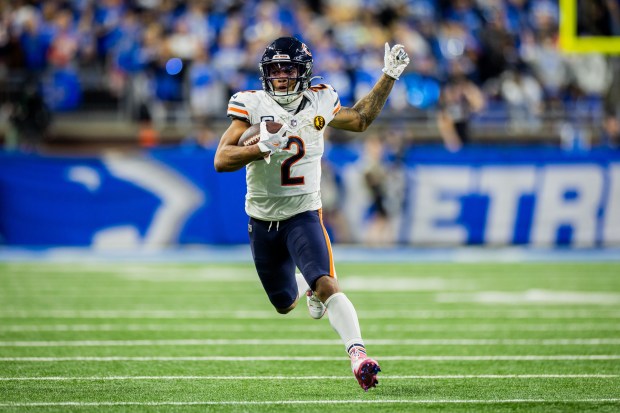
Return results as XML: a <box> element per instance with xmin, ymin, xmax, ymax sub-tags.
<box><xmin>0</xmin><ymin>145</ymin><xmax>619</xmax><ymax>247</ymax></box>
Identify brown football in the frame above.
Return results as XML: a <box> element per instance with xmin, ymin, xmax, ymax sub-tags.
<box><xmin>237</xmin><ymin>121</ymin><xmax>284</xmax><ymax>147</ymax></box>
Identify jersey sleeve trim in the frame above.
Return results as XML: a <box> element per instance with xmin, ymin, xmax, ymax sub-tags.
<box><xmin>309</xmin><ymin>84</ymin><xmax>329</xmax><ymax>92</ymax></box>
<box><xmin>332</xmin><ymin>102</ymin><xmax>341</xmax><ymax>115</ymax></box>
<box><xmin>332</xmin><ymin>92</ymin><xmax>342</xmax><ymax>115</ymax></box>
<box><xmin>228</xmin><ymin>115</ymin><xmax>251</xmax><ymax>123</ymax></box>
<box><xmin>228</xmin><ymin>106</ymin><xmax>249</xmax><ymax>117</ymax></box>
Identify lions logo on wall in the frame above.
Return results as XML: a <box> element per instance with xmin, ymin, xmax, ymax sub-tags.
<box><xmin>313</xmin><ymin>116</ymin><xmax>325</xmax><ymax>131</ymax></box>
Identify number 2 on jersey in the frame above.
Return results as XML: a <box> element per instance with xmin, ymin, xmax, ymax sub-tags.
<box><xmin>281</xmin><ymin>136</ymin><xmax>305</xmax><ymax>186</ymax></box>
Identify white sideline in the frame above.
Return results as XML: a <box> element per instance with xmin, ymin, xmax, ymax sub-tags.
<box><xmin>2</xmin><ymin>322</ymin><xmax>619</xmax><ymax>332</ymax></box>
<box><xmin>1</xmin><ymin>399</ymin><xmax>619</xmax><ymax>407</ymax></box>
<box><xmin>0</xmin><ymin>374</ymin><xmax>617</xmax><ymax>381</ymax></box>
<box><xmin>1</xmin><ymin>355</ymin><xmax>619</xmax><ymax>362</ymax></box>
<box><xmin>1</xmin><ymin>338</ymin><xmax>619</xmax><ymax>347</ymax></box>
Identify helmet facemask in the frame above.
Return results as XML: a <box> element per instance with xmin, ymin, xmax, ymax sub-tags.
<box><xmin>260</xmin><ymin>61</ymin><xmax>310</xmax><ymax>104</ymax></box>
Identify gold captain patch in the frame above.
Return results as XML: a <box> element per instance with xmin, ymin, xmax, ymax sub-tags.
<box><xmin>314</xmin><ymin>116</ymin><xmax>325</xmax><ymax>131</ymax></box>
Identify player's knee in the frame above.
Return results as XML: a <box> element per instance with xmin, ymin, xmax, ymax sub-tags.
<box><xmin>272</xmin><ymin>294</ymin><xmax>299</xmax><ymax>314</ymax></box>
<box><xmin>275</xmin><ymin>300</ymin><xmax>297</xmax><ymax>314</ymax></box>
<box><xmin>275</xmin><ymin>305</ymin><xmax>294</xmax><ymax>314</ymax></box>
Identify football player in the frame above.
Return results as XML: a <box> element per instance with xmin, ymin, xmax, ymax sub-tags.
<box><xmin>214</xmin><ymin>36</ymin><xmax>409</xmax><ymax>391</ymax></box>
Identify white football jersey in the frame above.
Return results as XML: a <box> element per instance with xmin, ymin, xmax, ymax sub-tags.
<box><xmin>227</xmin><ymin>85</ymin><xmax>341</xmax><ymax>221</ymax></box>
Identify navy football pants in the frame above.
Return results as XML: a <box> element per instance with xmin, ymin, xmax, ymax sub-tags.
<box><xmin>248</xmin><ymin>209</ymin><xmax>335</xmax><ymax>309</ymax></box>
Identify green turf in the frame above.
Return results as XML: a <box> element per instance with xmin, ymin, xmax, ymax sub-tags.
<box><xmin>0</xmin><ymin>262</ymin><xmax>619</xmax><ymax>412</ymax></box>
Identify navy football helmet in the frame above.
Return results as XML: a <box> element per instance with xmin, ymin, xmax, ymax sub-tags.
<box><xmin>259</xmin><ymin>37</ymin><xmax>313</xmax><ymax>104</ymax></box>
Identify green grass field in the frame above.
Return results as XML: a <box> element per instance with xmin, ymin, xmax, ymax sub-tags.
<box><xmin>0</xmin><ymin>261</ymin><xmax>619</xmax><ymax>412</ymax></box>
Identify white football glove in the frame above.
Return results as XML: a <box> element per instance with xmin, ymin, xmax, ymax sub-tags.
<box><xmin>257</xmin><ymin>121</ymin><xmax>288</xmax><ymax>164</ymax></box>
<box><xmin>382</xmin><ymin>43</ymin><xmax>410</xmax><ymax>80</ymax></box>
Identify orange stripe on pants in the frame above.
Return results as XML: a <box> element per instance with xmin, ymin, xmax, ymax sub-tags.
<box><xmin>318</xmin><ymin>208</ymin><xmax>336</xmax><ymax>278</ymax></box>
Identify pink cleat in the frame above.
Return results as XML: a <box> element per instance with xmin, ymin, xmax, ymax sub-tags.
<box><xmin>351</xmin><ymin>357</ymin><xmax>381</xmax><ymax>391</ymax></box>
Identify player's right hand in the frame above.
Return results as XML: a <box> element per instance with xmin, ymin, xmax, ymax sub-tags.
<box><xmin>257</xmin><ymin>121</ymin><xmax>289</xmax><ymax>156</ymax></box>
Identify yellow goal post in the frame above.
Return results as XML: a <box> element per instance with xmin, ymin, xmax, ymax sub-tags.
<box><xmin>559</xmin><ymin>0</ymin><xmax>620</xmax><ymax>54</ymax></box>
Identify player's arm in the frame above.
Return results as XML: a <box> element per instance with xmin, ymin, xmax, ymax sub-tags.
<box><xmin>213</xmin><ymin>119</ymin><xmax>265</xmax><ymax>172</ymax></box>
<box><xmin>329</xmin><ymin>74</ymin><xmax>396</xmax><ymax>132</ymax></box>
<box><xmin>329</xmin><ymin>43</ymin><xmax>410</xmax><ymax>132</ymax></box>
<box><xmin>214</xmin><ymin>119</ymin><xmax>290</xmax><ymax>172</ymax></box>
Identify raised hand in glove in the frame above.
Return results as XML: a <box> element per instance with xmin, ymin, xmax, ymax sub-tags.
<box><xmin>257</xmin><ymin>121</ymin><xmax>288</xmax><ymax>164</ymax></box>
<box><xmin>382</xmin><ymin>43</ymin><xmax>410</xmax><ymax>80</ymax></box>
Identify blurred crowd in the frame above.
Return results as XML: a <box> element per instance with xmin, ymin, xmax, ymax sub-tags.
<box><xmin>1</xmin><ymin>0</ymin><xmax>620</xmax><ymax>148</ymax></box>
<box><xmin>2</xmin><ymin>0</ymin><xmax>620</xmax><ymax>245</ymax></box>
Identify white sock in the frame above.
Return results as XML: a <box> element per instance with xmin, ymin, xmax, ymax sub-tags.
<box><xmin>324</xmin><ymin>292</ymin><xmax>366</xmax><ymax>359</ymax></box>
<box><xmin>295</xmin><ymin>272</ymin><xmax>310</xmax><ymax>298</ymax></box>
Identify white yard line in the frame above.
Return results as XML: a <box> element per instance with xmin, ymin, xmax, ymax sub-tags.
<box><xmin>0</xmin><ymin>374</ymin><xmax>617</xmax><ymax>381</ymax></box>
<box><xmin>436</xmin><ymin>291</ymin><xmax>620</xmax><ymax>305</ymax></box>
<box><xmin>1</xmin><ymin>355</ymin><xmax>619</xmax><ymax>362</ymax></box>
<box><xmin>2</xmin><ymin>323</ymin><xmax>619</xmax><ymax>332</ymax></box>
<box><xmin>1</xmin><ymin>309</ymin><xmax>619</xmax><ymax>319</ymax></box>
<box><xmin>0</xmin><ymin>338</ymin><xmax>619</xmax><ymax>347</ymax></box>
<box><xmin>1</xmin><ymin>399</ymin><xmax>619</xmax><ymax>407</ymax></box>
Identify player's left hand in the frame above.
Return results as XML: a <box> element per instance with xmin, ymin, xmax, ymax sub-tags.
<box><xmin>257</xmin><ymin>121</ymin><xmax>288</xmax><ymax>164</ymax></box>
<box><xmin>382</xmin><ymin>43</ymin><xmax>410</xmax><ymax>80</ymax></box>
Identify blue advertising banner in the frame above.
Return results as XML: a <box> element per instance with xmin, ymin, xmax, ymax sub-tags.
<box><xmin>0</xmin><ymin>148</ymin><xmax>245</xmax><ymax>247</ymax></box>
<box><xmin>328</xmin><ymin>145</ymin><xmax>620</xmax><ymax>247</ymax></box>
<box><xmin>0</xmin><ymin>145</ymin><xmax>618</xmax><ymax>247</ymax></box>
